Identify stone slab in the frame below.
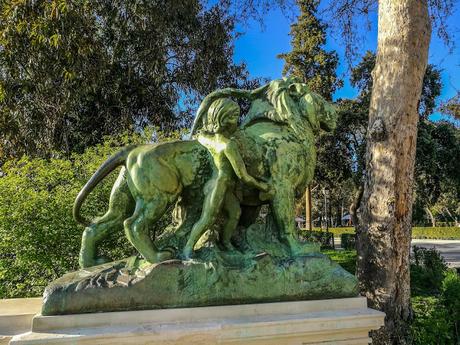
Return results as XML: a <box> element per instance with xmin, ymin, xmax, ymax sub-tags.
<box><xmin>0</xmin><ymin>298</ymin><xmax>42</xmax><ymax>345</ymax></box>
<box><xmin>11</xmin><ymin>297</ymin><xmax>385</xmax><ymax>345</ymax></box>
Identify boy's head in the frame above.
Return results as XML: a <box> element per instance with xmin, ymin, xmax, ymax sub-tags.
<box><xmin>202</xmin><ymin>98</ymin><xmax>240</xmax><ymax>134</ymax></box>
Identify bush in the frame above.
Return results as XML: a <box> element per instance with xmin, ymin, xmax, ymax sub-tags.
<box><xmin>410</xmin><ymin>269</ymin><xmax>460</xmax><ymax>344</ymax></box>
<box><xmin>410</xmin><ymin>296</ymin><xmax>453</xmax><ymax>344</ymax></box>
<box><xmin>0</xmin><ymin>129</ymin><xmax>181</xmax><ymax>298</ymax></box>
<box><xmin>409</xmin><ymin>246</ymin><xmax>460</xmax><ymax>343</ymax></box>
<box><xmin>340</xmin><ymin>233</ymin><xmax>356</xmax><ymax>250</ymax></box>
<box><xmin>440</xmin><ymin>270</ymin><xmax>460</xmax><ymax>343</ymax></box>
<box><xmin>411</xmin><ymin>246</ymin><xmax>448</xmax><ymax>296</ymax></box>
<box><xmin>300</xmin><ymin>230</ymin><xmax>334</xmax><ymax>249</ymax></box>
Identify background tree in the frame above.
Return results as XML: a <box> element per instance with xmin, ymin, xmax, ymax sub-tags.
<box><xmin>277</xmin><ymin>0</ymin><xmax>342</xmax><ymax>229</ymax></box>
<box><xmin>277</xmin><ymin>0</ymin><xmax>342</xmax><ymax>100</ymax></box>
<box><xmin>440</xmin><ymin>92</ymin><xmax>460</xmax><ymax>121</ymax></box>
<box><xmin>414</xmin><ymin>121</ymin><xmax>460</xmax><ymax>226</ymax></box>
<box><xmin>0</xmin><ymin>0</ymin><xmax>250</xmax><ymax>161</ymax></box>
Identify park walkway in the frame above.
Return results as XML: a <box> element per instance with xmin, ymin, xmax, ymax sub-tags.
<box><xmin>411</xmin><ymin>239</ymin><xmax>460</xmax><ymax>268</ymax></box>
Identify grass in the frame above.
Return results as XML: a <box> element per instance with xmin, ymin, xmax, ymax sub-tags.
<box><xmin>322</xmin><ymin>249</ymin><xmax>357</xmax><ymax>275</ymax></box>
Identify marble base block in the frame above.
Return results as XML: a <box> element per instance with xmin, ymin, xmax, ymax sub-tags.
<box><xmin>10</xmin><ymin>297</ymin><xmax>384</xmax><ymax>345</ymax></box>
<box><xmin>0</xmin><ymin>298</ymin><xmax>42</xmax><ymax>345</ymax></box>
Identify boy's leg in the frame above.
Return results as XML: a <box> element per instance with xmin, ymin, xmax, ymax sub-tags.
<box><xmin>183</xmin><ymin>179</ymin><xmax>226</xmax><ymax>258</ymax></box>
<box><xmin>220</xmin><ymin>192</ymin><xmax>241</xmax><ymax>251</ymax></box>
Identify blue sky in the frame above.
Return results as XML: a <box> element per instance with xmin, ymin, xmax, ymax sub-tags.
<box><xmin>233</xmin><ymin>5</ymin><xmax>460</xmax><ymax>121</ymax></box>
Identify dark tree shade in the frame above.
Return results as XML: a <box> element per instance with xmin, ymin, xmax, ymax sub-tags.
<box><xmin>0</xmin><ymin>0</ymin><xmax>250</xmax><ymax>160</ymax></box>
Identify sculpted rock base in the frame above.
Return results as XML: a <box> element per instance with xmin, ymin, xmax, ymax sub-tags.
<box><xmin>42</xmin><ymin>254</ymin><xmax>358</xmax><ymax>316</ymax></box>
<box><xmin>42</xmin><ymin>224</ymin><xmax>358</xmax><ymax>315</ymax></box>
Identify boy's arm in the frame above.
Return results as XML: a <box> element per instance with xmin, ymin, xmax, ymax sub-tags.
<box><xmin>224</xmin><ymin>141</ymin><xmax>269</xmax><ymax>192</ymax></box>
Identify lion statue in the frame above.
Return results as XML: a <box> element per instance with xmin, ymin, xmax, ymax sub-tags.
<box><xmin>73</xmin><ymin>79</ymin><xmax>337</xmax><ymax>268</ymax></box>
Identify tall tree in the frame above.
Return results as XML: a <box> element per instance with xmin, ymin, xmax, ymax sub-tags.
<box><xmin>0</xmin><ymin>0</ymin><xmax>249</xmax><ymax>161</ymax></box>
<box><xmin>277</xmin><ymin>0</ymin><xmax>342</xmax><ymax>228</ymax></box>
<box><xmin>277</xmin><ymin>0</ymin><xmax>342</xmax><ymax>100</ymax></box>
<box><xmin>354</xmin><ymin>2</ymin><xmax>431</xmax><ymax>344</ymax></box>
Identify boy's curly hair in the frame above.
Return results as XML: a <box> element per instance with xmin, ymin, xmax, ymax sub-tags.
<box><xmin>201</xmin><ymin>98</ymin><xmax>240</xmax><ymax>134</ymax></box>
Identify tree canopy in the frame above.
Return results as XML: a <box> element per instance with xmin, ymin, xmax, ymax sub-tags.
<box><xmin>278</xmin><ymin>0</ymin><xmax>342</xmax><ymax>100</ymax></box>
<box><xmin>0</xmin><ymin>0</ymin><xmax>250</xmax><ymax>160</ymax></box>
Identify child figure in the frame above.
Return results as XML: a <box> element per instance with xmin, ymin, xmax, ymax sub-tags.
<box><xmin>183</xmin><ymin>98</ymin><xmax>269</xmax><ymax>259</ymax></box>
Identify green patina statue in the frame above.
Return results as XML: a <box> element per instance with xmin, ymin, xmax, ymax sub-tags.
<box><xmin>183</xmin><ymin>97</ymin><xmax>270</xmax><ymax>259</ymax></box>
<box><xmin>42</xmin><ymin>78</ymin><xmax>358</xmax><ymax>316</ymax></box>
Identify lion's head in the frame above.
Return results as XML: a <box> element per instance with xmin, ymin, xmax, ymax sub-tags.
<box><xmin>285</xmin><ymin>79</ymin><xmax>338</xmax><ymax>133</ymax></box>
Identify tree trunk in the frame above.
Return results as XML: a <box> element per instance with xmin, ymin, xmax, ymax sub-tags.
<box><xmin>424</xmin><ymin>206</ymin><xmax>436</xmax><ymax>227</ymax></box>
<box><xmin>355</xmin><ymin>1</ymin><xmax>431</xmax><ymax>344</ymax></box>
<box><xmin>350</xmin><ymin>185</ymin><xmax>363</xmax><ymax>227</ymax></box>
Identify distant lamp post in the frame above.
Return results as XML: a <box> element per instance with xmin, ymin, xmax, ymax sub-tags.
<box><xmin>305</xmin><ymin>185</ymin><xmax>312</xmax><ymax>231</ymax></box>
<box><xmin>322</xmin><ymin>188</ymin><xmax>329</xmax><ymax>232</ymax></box>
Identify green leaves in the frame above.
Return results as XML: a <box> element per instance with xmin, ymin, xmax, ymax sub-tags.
<box><xmin>0</xmin><ymin>128</ymin><xmax>180</xmax><ymax>298</ymax></box>
<box><xmin>411</xmin><ymin>296</ymin><xmax>454</xmax><ymax>344</ymax></box>
<box><xmin>278</xmin><ymin>0</ymin><xmax>342</xmax><ymax>100</ymax></box>
<box><xmin>410</xmin><ymin>267</ymin><xmax>460</xmax><ymax>344</ymax></box>
<box><xmin>0</xmin><ymin>0</ymin><xmax>249</xmax><ymax>161</ymax></box>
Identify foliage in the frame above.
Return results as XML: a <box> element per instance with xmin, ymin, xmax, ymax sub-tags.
<box><xmin>413</xmin><ymin>120</ymin><xmax>460</xmax><ymax>226</ymax></box>
<box><xmin>410</xmin><ymin>268</ymin><xmax>460</xmax><ymax>344</ymax></box>
<box><xmin>311</xmin><ymin>50</ymin><xmax>457</xmax><ymax>228</ymax></box>
<box><xmin>410</xmin><ymin>296</ymin><xmax>453</xmax><ymax>345</ymax></box>
<box><xmin>0</xmin><ymin>128</ymin><xmax>180</xmax><ymax>298</ymax></box>
<box><xmin>411</xmin><ymin>246</ymin><xmax>448</xmax><ymax>296</ymax></box>
<box><xmin>440</xmin><ymin>92</ymin><xmax>460</xmax><ymax>121</ymax></box>
<box><xmin>340</xmin><ymin>233</ymin><xmax>356</xmax><ymax>250</ymax></box>
<box><xmin>324</xmin><ymin>245</ymin><xmax>460</xmax><ymax>343</ymax></box>
<box><xmin>322</xmin><ymin>249</ymin><xmax>356</xmax><ymax>275</ymax></box>
<box><xmin>277</xmin><ymin>0</ymin><xmax>342</xmax><ymax>100</ymax></box>
<box><xmin>440</xmin><ymin>269</ymin><xmax>460</xmax><ymax>343</ymax></box>
<box><xmin>412</xmin><ymin>226</ymin><xmax>460</xmax><ymax>240</ymax></box>
<box><xmin>324</xmin><ymin>227</ymin><xmax>355</xmax><ymax>236</ymax></box>
<box><xmin>299</xmin><ymin>230</ymin><xmax>334</xmax><ymax>249</ymax></box>
<box><xmin>0</xmin><ymin>0</ymin><xmax>251</xmax><ymax>161</ymax></box>
<box><xmin>277</xmin><ymin>0</ymin><xmax>345</xmax><ymax>226</ymax></box>
<box><xmin>312</xmin><ymin>99</ymin><xmax>367</xmax><ymax>211</ymax></box>
<box><xmin>419</xmin><ymin>65</ymin><xmax>443</xmax><ymax>119</ymax></box>
<box><xmin>321</xmin><ymin>0</ymin><xmax>455</xmax><ymax>65</ymax></box>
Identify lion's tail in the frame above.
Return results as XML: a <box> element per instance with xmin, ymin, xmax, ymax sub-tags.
<box><xmin>73</xmin><ymin>145</ymin><xmax>137</xmax><ymax>226</ymax></box>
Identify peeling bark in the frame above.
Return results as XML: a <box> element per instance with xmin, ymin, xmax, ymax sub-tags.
<box><xmin>356</xmin><ymin>1</ymin><xmax>431</xmax><ymax>344</ymax></box>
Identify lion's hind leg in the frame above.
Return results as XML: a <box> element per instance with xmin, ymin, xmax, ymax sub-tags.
<box><xmin>124</xmin><ymin>195</ymin><xmax>173</xmax><ymax>264</ymax></box>
<box><xmin>79</xmin><ymin>168</ymin><xmax>134</xmax><ymax>268</ymax></box>
<box><xmin>271</xmin><ymin>186</ymin><xmax>319</xmax><ymax>256</ymax></box>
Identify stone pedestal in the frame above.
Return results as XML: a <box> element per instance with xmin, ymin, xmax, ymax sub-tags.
<box><xmin>10</xmin><ymin>297</ymin><xmax>384</xmax><ymax>345</ymax></box>
<box><xmin>0</xmin><ymin>298</ymin><xmax>42</xmax><ymax>345</ymax></box>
